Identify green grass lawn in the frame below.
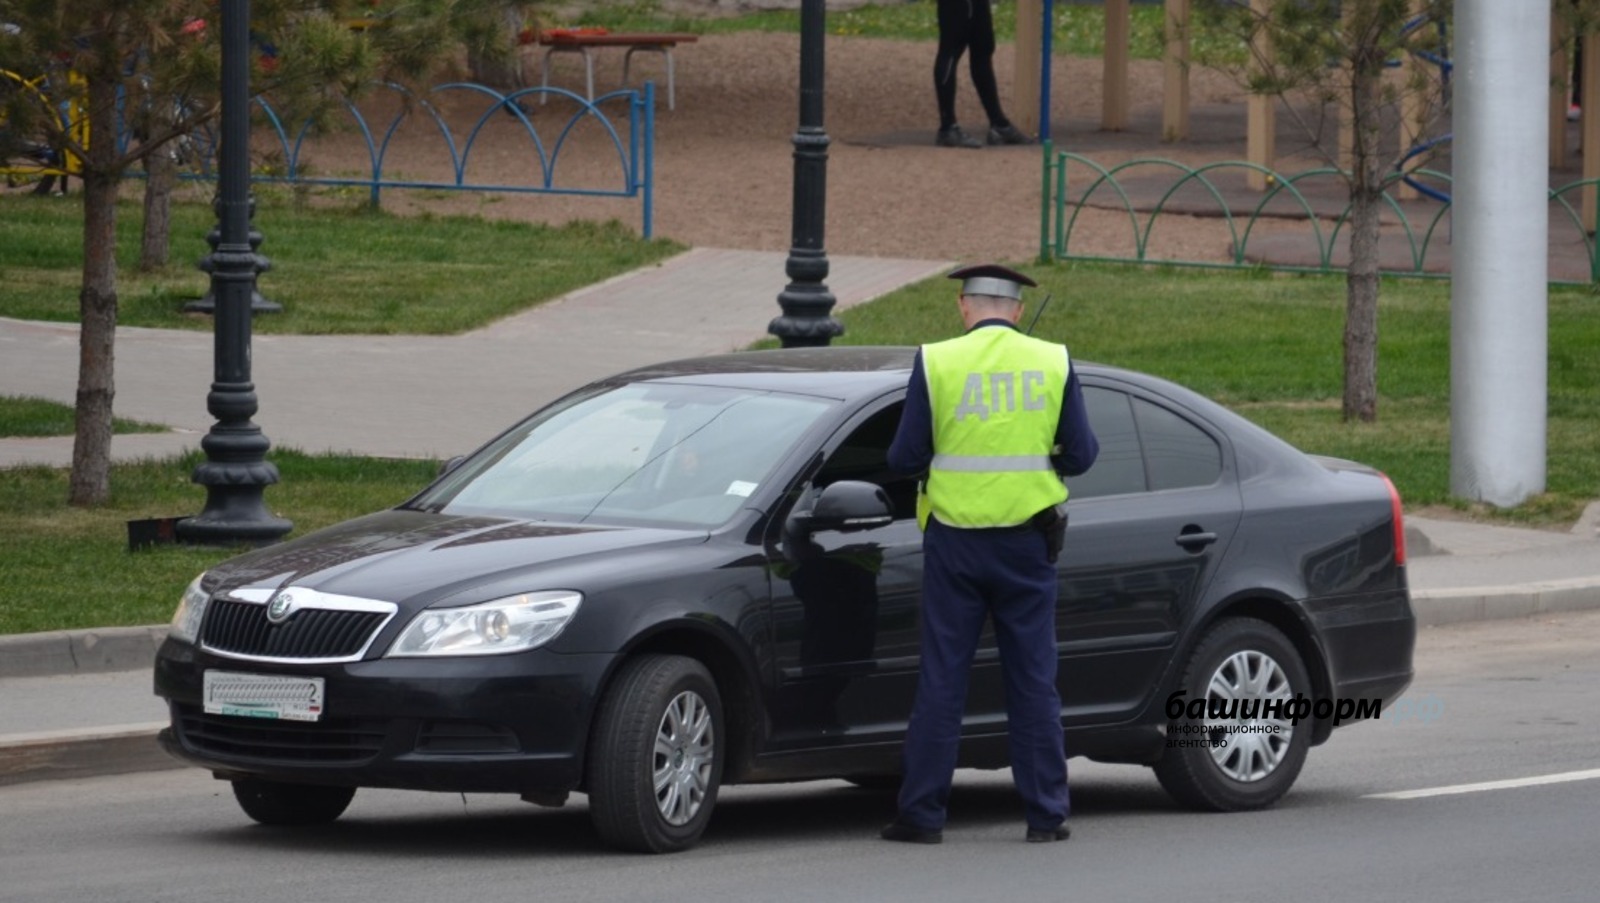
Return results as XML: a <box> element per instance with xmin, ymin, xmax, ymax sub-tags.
<box><xmin>0</xmin><ymin>193</ymin><xmax>681</xmax><ymax>335</ymax></box>
<box><xmin>0</xmin><ymin>451</ymin><xmax>441</xmax><ymax>634</ymax></box>
<box><xmin>0</xmin><ymin>396</ymin><xmax>168</xmax><ymax>437</ymax></box>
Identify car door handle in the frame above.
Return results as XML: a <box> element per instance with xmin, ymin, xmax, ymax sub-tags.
<box><xmin>1175</xmin><ymin>527</ymin><xmax>1218</xmax><ymax>551</ymax></box>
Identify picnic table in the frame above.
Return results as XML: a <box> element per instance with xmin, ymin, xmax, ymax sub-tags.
<box><xmin>534</xmin><ymin>28</ymin><xmax>699</xmax><ymax>110</ymax></box>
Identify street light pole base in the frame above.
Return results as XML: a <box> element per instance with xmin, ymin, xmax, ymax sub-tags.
<box><xmin>175</xmin><ymin>510</ymin><xmax>293</xmax><ymax>547</ymax></box>
<box><xmin>182</xmin><ymin>292</ymin><xmax>284</xmax><ymax>315</ymax></box>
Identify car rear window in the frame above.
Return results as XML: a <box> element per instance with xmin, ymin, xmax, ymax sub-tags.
<box><xmin>1135</xmin><ymin>397</ymin><xmax>1223</xmax><ymax>490</ymax></box>
<box><xmin>1068</xmin><ymin>387</ymin><xmax>1222</xmax><ymax>499</ymax></box>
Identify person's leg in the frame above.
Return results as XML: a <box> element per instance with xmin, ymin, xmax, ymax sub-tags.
<box><xmin>966</xmin><ymin>0</ymin><xmax>1010</xmax><ymax>129</ymax></box>
<box><xmin>987</xmin><ymin>530</ymin><xmax>1069</xmax><ymax>832</ymax></box>
<box><xmin>966</xmin><ymin>0</ymin><xmax>1030</xmax><ymax>144</ymax></box>
<box><xmin>934</xmin><ymin>38</ymin><xmax>965</xmax><ymax>131</ymax></box>
<box><xmin>933</xmin><ymin>0</ymin><xmax>982</xmax><ymax>146</ymax></box>
<box><xmin>895</xmin><ymin>521</ymin><xmax>990</xmax><ymax>831</ymax></box>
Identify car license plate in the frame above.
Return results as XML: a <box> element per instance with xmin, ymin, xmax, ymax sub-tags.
<box><xmin>204</xmin><ymin>671</ymin><xmax>325</xmax><ymax>722</ymax></box>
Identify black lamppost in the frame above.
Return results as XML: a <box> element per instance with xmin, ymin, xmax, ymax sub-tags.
<box><xmin>183</xmin><ymin>205</ymin><xmax>281</xmax><ymax>315</ymax></box>
<box><xmin>177</xmin><ymin>0</ymin><xmax>292</xmax><ymax>545</ymax></box>
<box><xmin>768</xmin><ymin>0</ymin><xmax>842</xmax><ymax>347</ymax></box>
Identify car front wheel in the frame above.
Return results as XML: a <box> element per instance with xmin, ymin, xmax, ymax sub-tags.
<box><xmin>231</xmin><ymin>779</ymin><xmax>356</xmax><ymax>826</ymax></box>
<box><xmin>1154</xmin><ymin>617</ymin><xmax>1312</xmax><ymax>811</ymax></box>
<box><xmin>587</xmin><ymin>654</ymin><xmax>724</xmax><ymax>853</ymax></box>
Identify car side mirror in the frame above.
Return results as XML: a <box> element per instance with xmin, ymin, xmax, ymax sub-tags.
<box><xmin>788</xmin><ymin>480</ymin><xmax>894</xmax><ymax>538</ymax></box>
<box><xmin>438</xmin><ymin>455</ymin><xmax>466</xmax><ymax>477</ymax></box>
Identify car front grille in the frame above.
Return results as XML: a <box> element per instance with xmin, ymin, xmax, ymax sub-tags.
<box><xmin>174</xmin><ymin>704</ymin><xmax>386</xmax><ymax>763</ymax></box>
<box><xmin>201</xmin><ymin>596</ymin><xmax>390</xmax><ymax>662</ymax></box>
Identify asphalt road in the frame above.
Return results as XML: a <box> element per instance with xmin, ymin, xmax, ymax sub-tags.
<box><xmin>3</xmin><ymin>612</ymin><xmax>1597</xmax><ymax>903</ymax></box>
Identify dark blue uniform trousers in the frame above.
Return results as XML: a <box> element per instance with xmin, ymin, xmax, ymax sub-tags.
<box><xmin>897</xmin><ymin>518</ymin><xmax>1069</xmax><ymax>832</ymax></box>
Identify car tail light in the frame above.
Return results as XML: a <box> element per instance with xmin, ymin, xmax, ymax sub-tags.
<box><xmin>1381</xmin><ymin>473</ymin><xmax>1407</xmax><ymax>567</ymax></box>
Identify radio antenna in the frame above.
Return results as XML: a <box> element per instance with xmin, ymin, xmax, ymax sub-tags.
<box><xmin>1025</xmin><ymin>291</ymin><xmax>1053</xmax><ymax>335</ymax></box>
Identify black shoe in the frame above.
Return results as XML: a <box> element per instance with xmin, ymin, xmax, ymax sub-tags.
<box><xmin>1025</xmin><ymin>824</ymin><xmax>1071</xmax><ymax>843</ymax></box>
<box><xmin>935</xmin><ymin>125</ymin><xmax>983</xmax><ymax>149</ymax></box>
<box><xmin>988</xmin><ymin>123</ymin><xmax>1033</xmax><ymax>146</ymax></box>
<box><xmin>881</xmin><ymin>821</ymin><xmax>943</xmax><ymax>844</ymax></box>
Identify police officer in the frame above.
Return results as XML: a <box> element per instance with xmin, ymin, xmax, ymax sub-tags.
<box><xmin>880</xmin><ymin>263</ymin><xmax>1098</xmax><ymax>844</ymax></box>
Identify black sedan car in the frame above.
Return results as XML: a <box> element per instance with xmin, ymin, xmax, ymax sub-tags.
<box><xmin>154</xmin><ymin>347</ymin><xmax>1415</xmax><ymax>853</ymax></box>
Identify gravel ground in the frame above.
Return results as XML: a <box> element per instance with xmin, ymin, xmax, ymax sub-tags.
<box><xmin>312</xmin><ymin>30</ymin><xmax>1269</xmax><ymax>265</ymax></box>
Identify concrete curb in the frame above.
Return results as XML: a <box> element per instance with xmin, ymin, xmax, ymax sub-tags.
<box><xmin>0</xmin><ymin>723</ymin><xmax>180</xmax><ymax>787</ymax></box>
<box><xmin>0</xmin><ymin>626</ymin><xmax>168</xmax><ymax>679</ymax></box>
<box><xmin>1409</xmin><ymin>578</ymin><xmax>1600</xmax><ymax>627</ymax></box>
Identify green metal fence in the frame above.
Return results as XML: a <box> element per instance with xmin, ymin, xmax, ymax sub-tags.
<box><xmin>1038</xmin><ymin>141</ymin><xmax>1600</xmax><ymax>284</ymax></box>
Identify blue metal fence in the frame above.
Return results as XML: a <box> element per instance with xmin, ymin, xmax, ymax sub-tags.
<box><xmin>167</xmin><ymin>81</ymin><xmax>656</xmax><ymax>238</ymax></box>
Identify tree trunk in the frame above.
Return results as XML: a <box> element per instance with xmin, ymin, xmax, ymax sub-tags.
<box><xmin>68</xmin><ymin>75</ymin><xmax>122</xmax><ymax>507</ymax></box>
<box><xmin>1343</xmin><ymin>187</ymin><xmax>1381</xmax><ymax>423</ymax></box>
<box><xmin>1341</xmin><ymin>58</ymin><xmax>1384</xmax><ymax>424</ymax></box>
<box><xmin>466</xmin><ymin>3</ymin><xmax>527</xmax><ymax>88</ymax></box>
<box><xmin>139</xmin><ymin>140</ymin><xmax>177</xmax><ymax>271</ymax></box>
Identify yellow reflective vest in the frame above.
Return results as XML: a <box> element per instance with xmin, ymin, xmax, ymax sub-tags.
<box><xmin>918</xmin><ymin>325</ymin><xmax>1070</xmax><ymax>529</ymax></box>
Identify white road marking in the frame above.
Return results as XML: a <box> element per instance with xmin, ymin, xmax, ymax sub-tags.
<box><xmin>1364</xmin><ymin>768</ymin><xmax>1600</xmax><ymax>800</ymax></box>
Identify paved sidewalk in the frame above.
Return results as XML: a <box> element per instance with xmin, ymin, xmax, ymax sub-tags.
<box><xmin>0</xmin><ymin>247</ymin><xmax>952</xmax><ymax>466</ymax></box>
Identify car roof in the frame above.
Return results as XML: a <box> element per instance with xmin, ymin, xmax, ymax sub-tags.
<box><xmin>609</xmin><ymin>345</ymin><xmax>1190</xmax><ymax>404</ymax></box>
<box><xmin>606</xmin><ymin>346</ymin><xmax>920</xmax><ymax>402</ymax></box>
<box><xmin>606</xmin><ymin>347</ymin><xmax>1308</xmax><ymax>463</ymax></box>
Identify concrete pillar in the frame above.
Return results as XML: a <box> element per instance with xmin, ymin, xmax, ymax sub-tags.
<box><xmin>1450</xmin><ymin>0</ymin><xmax>1549</xmax><ymax>507</ymax></box>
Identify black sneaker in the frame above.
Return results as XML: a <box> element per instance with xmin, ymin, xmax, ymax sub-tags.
<box><xmin>935</xmin><ymin>125</ymin><xmax>983</xmax><ymax>149</ymax></box>
<box><xmin>988</xmin><ymin>123</ymin><xmax>1033</xmax><ymax>146</ymax></box>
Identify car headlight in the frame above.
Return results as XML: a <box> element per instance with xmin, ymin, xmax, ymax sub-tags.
<box><xmin>169</xmin><ymin>574</ymin><xmax>210</xmax><ymax>644</ymax></box>
<box><xmin>387</xmin><ymin>591</ymin><xmax>583</xmax><ymax>657</ymax></box>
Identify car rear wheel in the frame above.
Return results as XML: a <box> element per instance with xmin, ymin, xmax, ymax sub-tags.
<box><xmin>587</xmin><ymin>654</ymin><xmax>724</xmax><ymax>853</ymax></box>
<box><xmin>1154</xmin><ymin>617</ymin><xmax>1312</xmax><ymax>811</ymax></box>
<box><xmin>231</xmin><ymin>779</ymin><xmax>356</xmax><ymax>826</ymax></box>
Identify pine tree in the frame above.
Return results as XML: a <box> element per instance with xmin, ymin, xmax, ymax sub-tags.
<box><xmin>1193</xmin><ymin>0</ymin><xmax>1451</xmax><ymax>422</ymax></box>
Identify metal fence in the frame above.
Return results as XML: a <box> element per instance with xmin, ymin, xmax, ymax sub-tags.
<box><xmin>216</xmin><ymin>81</ymin><xmax>658</xmax><ymax>238</ymax></box>
<box><xmin>1039</xmin><ymin>142</ymin><xmax>1600</xmax><ymax>284</ymax></box>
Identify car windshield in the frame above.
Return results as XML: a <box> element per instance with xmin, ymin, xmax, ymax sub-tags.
<box><xmin>407</xmin><ymin>382</ymin><xmax>835</xmax><ymax>528</ymax></box>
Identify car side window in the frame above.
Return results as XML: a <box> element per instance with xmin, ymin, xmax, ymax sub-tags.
<box><xmin>1133</xmin><ymin>397</ymin><xmax>1223</xmax><ymax>490</ymax></box>
<box><xmin>1068</xmin><ymin>387</ymin><xmax>1222</xmax><ymax>499</ymax></box>
<box><xmin>1068</xmin><ymin>387</ymin><xmax>1145</xmax><ymax>499</ymax></box>
<box><xmin>814</xmin><ymin>402</ymin><xmax>920</xmax><ymax>521</ymax></box>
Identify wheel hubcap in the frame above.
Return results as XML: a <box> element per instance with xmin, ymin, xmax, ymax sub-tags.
<box><xmin>652</xmin><ymin>689</ymin><xmax>715</xmax><ymax>826</ymax></box>
<box><xmin>1204</xmin><ymin>649</ymin><xmax>1294</xmax><ymax>783</ymax></box>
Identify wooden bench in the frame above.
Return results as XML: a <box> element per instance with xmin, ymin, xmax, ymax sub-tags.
<box><xmin>534</xmin><ymin>30</ymin><xmax>699</xmax><ymax>111</ymax></box>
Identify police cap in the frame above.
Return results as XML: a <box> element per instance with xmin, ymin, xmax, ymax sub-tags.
<box><xmin>947</xmin><ymin>263</ymin><xmax>1038</xmax><ymax>301</ymax></box>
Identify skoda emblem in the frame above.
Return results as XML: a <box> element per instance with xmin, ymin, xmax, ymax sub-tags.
<box><xmin>266</xmin><ymin>591</ymin><xmax>295</xmax><ymax>624</ymax></box>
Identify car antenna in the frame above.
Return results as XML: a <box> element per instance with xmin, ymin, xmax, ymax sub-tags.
<box><xmin>1025</xmin><ymin>291</ymin><xmax>1053</xmax><ymax>336</ymax></box>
